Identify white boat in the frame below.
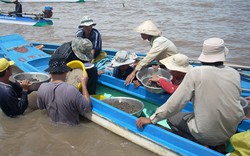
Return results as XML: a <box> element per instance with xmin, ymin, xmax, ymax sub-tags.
<box><xmin>0</xmin><ymin>13</ymin><xmax>53</xmax><ymax>26</ymax></box>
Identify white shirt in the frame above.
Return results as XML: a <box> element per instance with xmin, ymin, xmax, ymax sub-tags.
<box><xmin>150</xmin><ymin>65</ymin><xmax>244</xmax><ymax>146</ymax></box>
<box><xmin>135</xmin><ymin>36</ymin><xmax>178</xmax><ymax>71</ymax></box>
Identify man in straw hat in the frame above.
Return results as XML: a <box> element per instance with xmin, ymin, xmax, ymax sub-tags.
<box><xmin>76</xmin><ymin>16</ymin><xmax>102</xmax><ymax>59</ymax></box>
<box><xmin>125</xmin><ymin>20</ymin><xmax>178</xmax><ymax>86</ymax></box>
<box><xmin>0</xmin><ymin>58</ymin><xmax>30</xmax><ymax>117</ymax></box>
<box><xmin>52</xmin><ymin>37</ymin><xmax>98</xmax><ymax>94</ymax></box>
<box><xmin>37</xmin><ymin>57</ymin><xmax>91</xmax><ymax>126</ymax></box>
<box><xmin>136</xmin><ymin>38</ymin><xmax>244</xmax><ymax>152</ymax></box>
<box><xmin>149</xmin><ymin>53</ymin><xmax>192</xmax><ymax>94</ymax></box>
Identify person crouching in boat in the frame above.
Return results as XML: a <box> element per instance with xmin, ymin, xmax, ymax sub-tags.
<box><xmin>51</xmin><ymin>37</ymin><xmax>98</xmax><ymax>95</ymax></box>
<box><xmin>8</xmin><ymin>0</ymin><xmax>22</xmax><ymax>17</ymax></box>
<box><xmin>0</xmin><ymin>58</ymin><xmax>30</xmax><ymax>117</ymax></box>
<box><xmin>37</xmin><ymin>57</ymin><xmax>91</xmax><ymax>126</ymax></box>
<box><xmin>110</xmin><ymin>50</ymin><xmax>138</xmax><ymax>80</ymax></box>
<box><xmin>148</xmin><ymin>53</ymin><xmax>193</xmax><ymax>95</ymax></box>
<box><xmin>125</xmin><ymin>20</ymin><xmax>178</xmax><ymax>86</ymax></box>
<box><xmin>136</xmin><ymin>38</ymin><xmax>245</xmax><ymax>153</ymax></box>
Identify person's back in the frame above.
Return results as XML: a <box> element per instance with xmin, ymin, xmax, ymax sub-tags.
<box><xmin>183</xmin><ymin>65</ymin><xmax>243</xmax><ymax>145</ymax></box>
<box><xmin>37</xmin><ymin>82</ymin><xmax>89</xmax><ymax>125</ymax></box>
<box><xmin>37</xmin><ymin>57</ymin><xmax>91</xmax><ymax>126</ymax></box>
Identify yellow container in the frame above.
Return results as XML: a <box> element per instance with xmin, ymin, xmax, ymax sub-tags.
<box><xmin>91</xmin><ymin>95</ymin><xmax>107</xmax><ymax>100</ymax></box>
<box><xmin>67</xmin><ymin>60</ymin><xmax>86</xmax><ymax>89</ymax></box>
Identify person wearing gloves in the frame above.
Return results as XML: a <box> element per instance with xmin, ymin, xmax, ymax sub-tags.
<box><xmin>136</xmin><ymin>38</ymin><xmax>245</xmax><ymax>153</ymax></box>
<box><xmin>125</xmin><ymin>20</ymin><xmax>178</xmax><ymax>86</ymax></box>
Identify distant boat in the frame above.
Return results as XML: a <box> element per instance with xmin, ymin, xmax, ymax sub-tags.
<box><xmin>0</xmin><ymin>0</ymin><xmax>85</xmax><ymax>3</ymax></box>
<box><xmin>0</xmin><ymin>14</ymin><xmax>53</xmax><ymax>26</ymax></box>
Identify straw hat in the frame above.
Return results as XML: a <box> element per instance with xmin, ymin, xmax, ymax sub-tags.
<box><xmin>159</xmin><ymin>54</ymin><xmax>193</xmax><ymax>73</ymax></box>
<box><xmin>111</xmin><ymin>50</ymin><xmax>137</xmax><ymax>67</ymax></box>
<box><xmin>78</xmin><ymin>16</ymin><xmax>96</xmax><ymax>28</ymax></box>
<box><xmin>134</xmin><ymin>20</ymin><xmax>161</xmax><ymax>36</ymax></box>
<box><xmin>0</xmin><ymin>58</ymin><xmax>14</xmax><ymax>72</ymax></box>
<box><xmin>198</xmin><ymin>38</ymin><xmax>229</xmax><ymax>63</ymax></box>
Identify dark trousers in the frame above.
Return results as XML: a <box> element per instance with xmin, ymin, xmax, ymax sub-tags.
<box><xmin>86</xmin><ymin>66</ymin><xmax>98</xmax><ymax>94</ymax></box>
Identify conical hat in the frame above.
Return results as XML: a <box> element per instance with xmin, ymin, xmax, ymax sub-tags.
<box><xmin>134</xmin><ymin>20</ymin><xmax>161</xmax><ymax>36</ymax></box>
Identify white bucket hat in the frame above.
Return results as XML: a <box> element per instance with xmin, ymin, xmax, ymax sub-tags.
<box><xmin>78</xmin><ymin>16</ymin><xmax>96</xmax><ymax>28</ymax></box>
<box><xmin>134</xmin><ymin>20</ymin><xmax>161</xmax><ymax>36</ymax></box>
<box><xmin>160</xmin><ymin>53</ymin><xmax>193</xmax><ymax>73</ymax></box>
<box><xmin>198</xmin><ymin>38</ymin><xmax>229</xmax><ymax>63</ymax></box>
<box><xmin>111</xmin><ymin>50</ymin><xmax>137</xmax><ymax>67</ymax></box>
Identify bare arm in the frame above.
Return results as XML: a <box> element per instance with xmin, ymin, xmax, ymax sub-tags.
<box><xmin>81</xmin><ymin>71</ymin><xmax>91</xmax><ymax>112</ymax></box>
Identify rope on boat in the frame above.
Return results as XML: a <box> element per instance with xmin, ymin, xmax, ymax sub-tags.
<box><xmin>95</xmin><ymin>56</ymin><xmax>114</xmax><ymax>71</ymax></box>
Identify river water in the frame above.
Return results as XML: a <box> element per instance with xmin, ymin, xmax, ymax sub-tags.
<box><xmin>0</xmin><ymin>0</ymin><xmax>250</xmax><ymax>155</ymax></box>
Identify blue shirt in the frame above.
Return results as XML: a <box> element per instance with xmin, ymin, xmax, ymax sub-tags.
<box><xmin>0</xmin><ymin>81</ymin><xmax>28</xmax><ymax>117</ymax></box>
<box><xmin>75</xmin><ymin>28</ymin><xmax>102</xmax><ymax>58</ymax></box>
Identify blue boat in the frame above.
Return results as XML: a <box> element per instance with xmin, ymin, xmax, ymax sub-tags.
<box><xmin>0</xmin><ymin>14</ymin><xmax>53</xmax><ymax>26</ymax></box>
<box><xmin>0</xmin><ymin>34</ymin><xmax>249</xmax><ymax>156</ymax></box>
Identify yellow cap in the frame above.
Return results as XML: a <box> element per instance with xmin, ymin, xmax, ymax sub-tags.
<box><xmin>0</xmin><ymin>58</ymin><xmax>15</xmax><ymax>72</ymax></box>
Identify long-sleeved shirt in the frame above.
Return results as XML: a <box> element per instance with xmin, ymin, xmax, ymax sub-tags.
<box><xmin>0</xmin><ymin>81</ymin><xmax>28</xmax><ymax>117</ymax></box>
<box><xmin>135</xmin><ymin>36</ymin><xmax>178</xmax><ymax>71</ymax></box>
<box><xmin>158</xmin><ymin>77</ymin><xmax>180</xmax><ymax>95</ymax></box>
<box><xmin>150</xmin><ymin>65</ymin><xmax>244</xmax><ymax>146</ymax></box>
<box><xmin>75</xmin><ymin>28</ymin><xmax>102</xmax><ymax>58</ymax></box>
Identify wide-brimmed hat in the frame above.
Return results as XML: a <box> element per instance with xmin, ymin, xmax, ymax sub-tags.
<box><xmin>198</xmin><ymin>38</ymin><xmax>229</xmax><ymax>63</ymax></box>
<box><xmin>0</xmin><ymin>58</ymin><xmax>14</xmax><ymax>72</ymax></box>
<box><xmin>45</xmin><ymin>57</ymin><xmax>71</xmax><ymax>73</ymax></box>
<box><xmin>134</xmin><ymin>20</ymin><xmax>161</xmax><ymax>36</ymax></box>
<box><xmin>160</xmin><ymin>54</ymin><xmax>193</xmax><ymax>73</ymax></box>
<box><xmin>111</xmin><ymin>50</ymin><xmax>137</xmax><ymax>67</ymax></box>
<box><xmin>71</xmin><ymin>37</ymin><xmax>93</xmax><ymax>61</ymax></box>
<box><xmin>78</xmin><ymin>16</ymin><xmax>96</xmax><ymax>28</ymax></box>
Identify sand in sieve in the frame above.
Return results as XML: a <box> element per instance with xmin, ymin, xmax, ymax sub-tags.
<box><xmin>65</xmin><ymin>68</ymin><xmax>83</xmax><ymax>88</ymax></box>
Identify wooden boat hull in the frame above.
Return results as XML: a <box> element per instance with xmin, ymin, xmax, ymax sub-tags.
<box><xmin>0</xmin><ymin>0</ymin><xmax>84</xmax><ymax>3</ymax></box>
<box><xmin>0</xmin><ymin>14</ymin><xmax>53</xmax><ymax>26</ymax></box>
<box><xmin>0</xmin><ymin>34</ymin><xmax>249</xmax><ymax>156</ymax></box>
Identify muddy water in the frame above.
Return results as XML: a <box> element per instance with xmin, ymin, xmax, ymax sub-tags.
<box><xmin>0</xmin><ymin>0</ymin><xmax>250</xmax><ymax>155</ymax></box>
